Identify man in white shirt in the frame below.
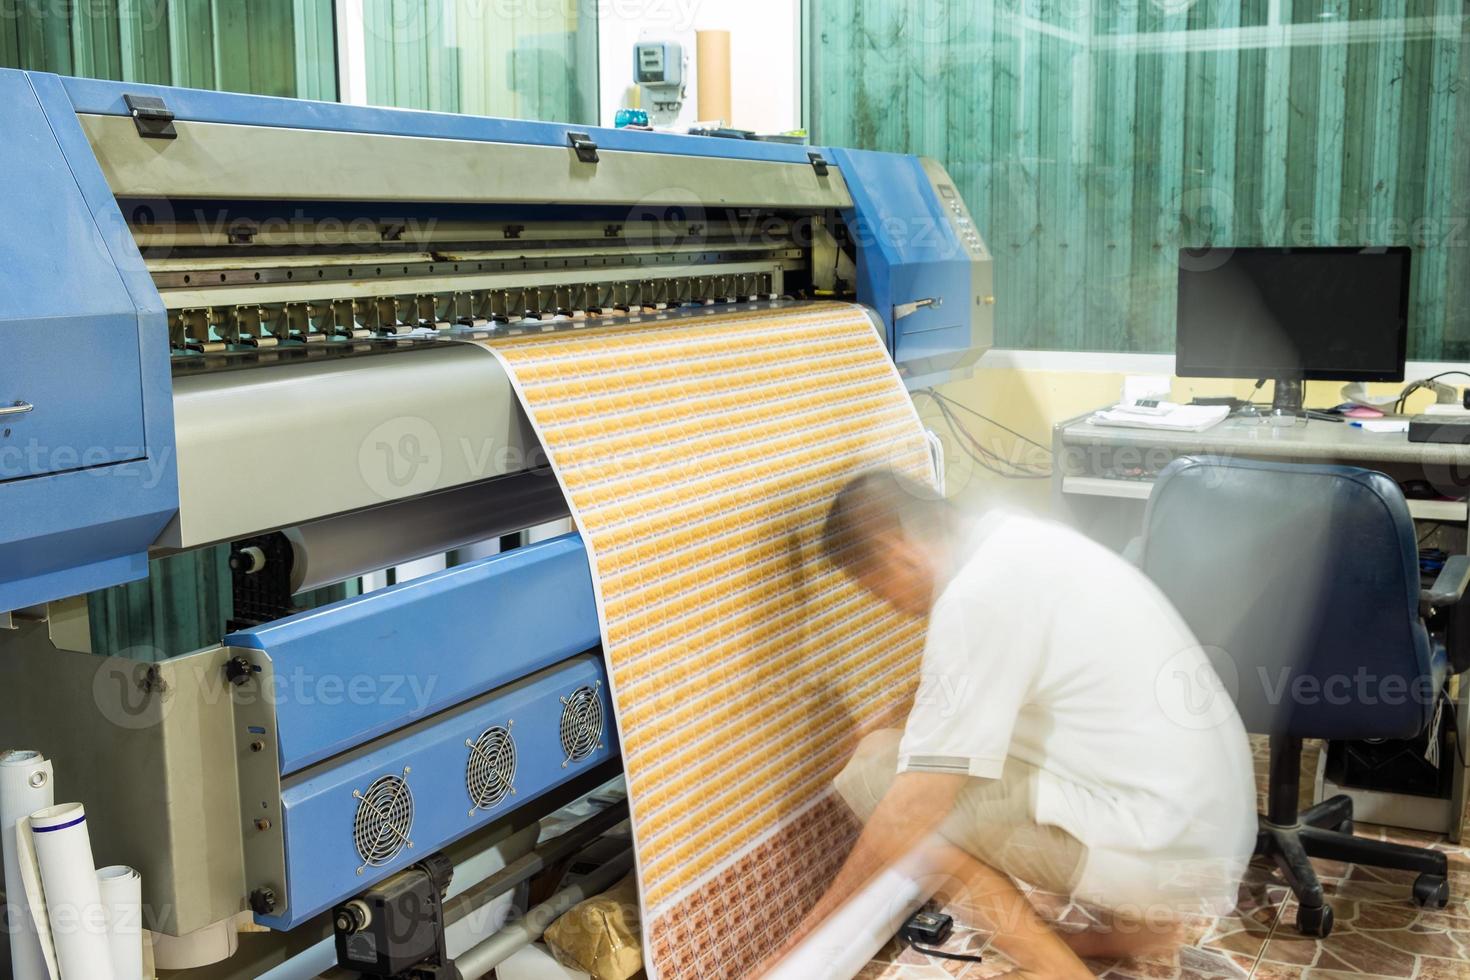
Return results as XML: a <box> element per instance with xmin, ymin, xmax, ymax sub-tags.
<box><xmin>792</xmin><ymin>469</ymin><xmax>1256</xmax><ymax>977</ymax></box>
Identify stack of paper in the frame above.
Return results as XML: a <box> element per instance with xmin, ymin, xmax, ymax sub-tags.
<box><xmin>1354</xmin><ymin>419</ymin><xmax>1409</xmax><ymax>433</ymax></box>
<box><xmin>1089</xmin><ymin>403</ymin><xmax>1230</xmax><ymax>432</ymax></box>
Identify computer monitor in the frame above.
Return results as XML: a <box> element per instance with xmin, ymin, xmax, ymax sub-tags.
<box><xmin>1175</xmin><ymin>246</ymin><xmax>1411</xmax><ymax>414</ymax></box>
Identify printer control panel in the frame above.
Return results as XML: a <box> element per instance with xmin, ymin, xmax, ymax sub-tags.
<box><xmin>917</xmin><ymin>157</ymin><xmax>995</xmax><ymax>360</ymax></box>
<box><xmin>921</xmin><ymin>159</ymin><xmax>990</xmax><ymax>262</ymax></box>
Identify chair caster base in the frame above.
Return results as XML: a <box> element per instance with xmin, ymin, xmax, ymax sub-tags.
<box><xmin>1413</xmin><ymin>874</ymin><xmax>1450</xmax><ymax>909</ymax></box>
<box><xmin>1296</xmin><ymin>903</ymin><xmax>1334</xmax><ymax>938</ymax></box>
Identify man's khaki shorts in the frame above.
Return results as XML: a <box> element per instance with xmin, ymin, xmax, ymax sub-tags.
<box><xmin>834</xmin><ymin>729</ymin><xmax>1087</xmax><ymax>897</ymax></box>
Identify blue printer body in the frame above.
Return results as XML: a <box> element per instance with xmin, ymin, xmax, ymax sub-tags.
<box><xmin>0</xmin><ymin>70</ymin><xmax>991</xmax><ymax>940</ymax></box>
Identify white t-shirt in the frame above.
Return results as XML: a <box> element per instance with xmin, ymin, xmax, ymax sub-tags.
<box><xmin>898</xmin><ymin>511</ymin><xmax>1257</xmax><ymax>912</ymax></box>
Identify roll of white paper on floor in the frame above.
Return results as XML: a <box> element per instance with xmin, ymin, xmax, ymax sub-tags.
<box><xmin>764</xmin><ymin>851</ymin><xmax>938</xmax><ymax>980</ymax></box>
<box><xmin>496</xmin><ymin>944</ymin><xmax>590</xmax><ymax>980</ymax></box>
<box><xmin>14</xmin><ymin>818</ymin><xmax>59</xmax><ymax>979</ymax></box>
<box><xmin>30</xmin><ymin>804</ymin><xmax>114</xmax><ymax>980</ymax></box>
<box><xmin>97</xmin><ymin>866</ymin><xmax>143</xmax><ymax>980</ymax></box>
<box><xmin>1</xmin><ymin>750</ymin><xmax>55</xmax><ymax>980</ymax></box>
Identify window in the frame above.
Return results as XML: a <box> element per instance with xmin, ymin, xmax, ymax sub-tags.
<box><xmin>362</xmin><ymin>0</ymin><xmax>597</xmax><ymax>123</ymax></box>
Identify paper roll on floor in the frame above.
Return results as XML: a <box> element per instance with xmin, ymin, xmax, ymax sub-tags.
<box><xmin>30</xmin><ymin>803</ymin><xmax>113</xmax><ymax>980</ymax></box>
<box><xmin>98</xmin><ymin>866</ymin><xmax>143</xmax><ymax>980</ymax></box>
<box><xmin>13</xmin><ymin>818</ymin><xmax>58</xmax><ymax>979</ymax></box>
<box><xmin>764</xmin><ymin>851</ymin><xmax>937</xmax><ymax>979</ymax></box>
<box><xmin>1</xmin><ymin>751</ymin><xmax>54</xmax><ymax>980</ymax></box>
<box><xmin>497</xmin><ymin>944</ymin><xmax>590</xmax><ymax>980</ymax></box>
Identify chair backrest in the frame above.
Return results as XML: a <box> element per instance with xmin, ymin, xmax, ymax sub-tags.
<box><xmin>1140</xmin><ymin>455</ymin><xmax>1435</xmax><ymax>740</ymax></box>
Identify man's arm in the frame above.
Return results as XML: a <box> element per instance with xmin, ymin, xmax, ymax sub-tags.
<box><xmin>755</xmin><ymin>768</ymin><xmax>1096</xmax><ymax>980</ymax></box>
<box><xmin>780</xmin><ymin>770</ymin><xmax>967</xmax><ymax>953</ymax></box>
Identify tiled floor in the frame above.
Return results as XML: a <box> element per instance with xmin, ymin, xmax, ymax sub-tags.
<box><xmin>858</xmin><ymin>739</ymin><xmax>1470</xmax><ymax>979</ymax></box>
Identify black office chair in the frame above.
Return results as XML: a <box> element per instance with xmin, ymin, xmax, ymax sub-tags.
<box><xmin>1139</xmin><ymin>455</ymin><xmax>1464</xmax><ymax>937</ymax></box>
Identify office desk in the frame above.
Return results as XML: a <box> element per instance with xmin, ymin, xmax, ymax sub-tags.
<box><xmin>1053</xmin><ymin>413</ymin><xmax>1470</xmax><ymax>530</ymax></box>
<box><xmin>1052</xmin><ymin>410</ymin><xmax>1470</xmax><ymax>841</ymax></box>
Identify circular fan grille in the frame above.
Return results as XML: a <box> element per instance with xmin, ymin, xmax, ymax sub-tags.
<box><xmin>352</xmin><ymin>774</ymin><xmax>414</xmax><ymax>869</ymax></box>
<box><xmin>466</xmin><ymin>725</ymin><xmax>517</xmax><ymax>811</ymax></box>
<box><xmin>560</xmin><ymin>686</ymin><xmax>604</xmax><ymax>764</ymax></box>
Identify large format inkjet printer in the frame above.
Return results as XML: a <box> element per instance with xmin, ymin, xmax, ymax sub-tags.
<box><xmin>0</xmin><ymin>69</ymin><xmax>992</xmax><ymax>976</ymax></box>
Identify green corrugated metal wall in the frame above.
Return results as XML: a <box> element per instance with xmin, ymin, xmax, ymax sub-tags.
<box><xmin>1</xmin><ymin>0</ymin><xmax>338</xmax><ymax>657</ymax></box>
<box><xmin>0</xmin><ymin>0</ymin><xmax>337</xmax><ymax>98</ymax></box>
<box><xmin>86</xmin><ymin>549</ymin><xmax>234</xmax><ymax>661</ymax></box>
<box><xmin>362</xmin><ymin>0</ymin><xmax>596</xmax><ymax>122</ymax></box>
<box><xmin>810</xmin><ymin>1</ymin><xmax>1470</xmax><ymax>358</ymax></box>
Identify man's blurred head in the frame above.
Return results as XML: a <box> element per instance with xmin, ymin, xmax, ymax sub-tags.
<box><xmin>822</xmin><ymin>469</ymin><xmax>954</xmax><ymax>618</ymax></box>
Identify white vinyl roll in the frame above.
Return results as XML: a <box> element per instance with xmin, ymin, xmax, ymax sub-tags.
<box><xmin>29</xmin><ymin>804</ymin><xmax>113</xmax><ymax>980</ymax></box>
<box><xmin>496</xmin><ymin>944</ymin><xmax>590</xmax><ymax>980</ymax></box>
<box><xmin>1</xmin><ymin>750</ymin><xmax>54</xmax><ymax>980</ymax></box>
<box><xmin>764</xmin><ymin>851</ymin><xmax>937</xmax><ymax>980</ymax></box>
<box><xmin>97</xmin><ymin>866</ymin><xmax>143</xmax><ymax>980</ymax></box>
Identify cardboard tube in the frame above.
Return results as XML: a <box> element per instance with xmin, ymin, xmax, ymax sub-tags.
<box><xmin>696</xmin><ymin>30</ymin><xmax>732</xmax><ymax>124</ymax></box>
<box><xmin>30</xmin><ymin>804</ymin><xmax>113</xmax><ymax>980</ymax></box>
<box><xmin>1</xmin><ymin>751</ymin><xmax>54</xmax><ymax>980</ymax></box>
<box><xmin>98</xmin><ymin>866</ymin><xmax>143</xmax><ymax>980</ymax></box>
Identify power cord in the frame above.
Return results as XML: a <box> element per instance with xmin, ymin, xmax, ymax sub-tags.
<box><xmin>926</xmin><ymin>389</ymin><xmax>1053</xmax><ymax>454</ymax></box>
<box><xmin>935</xmin><ymin>398</ymin><xmax>1051</xmax><ymax>479</ymax></box>
<box><xmin>1440</xmin><ymin>689</ymin><xmax>1468</xmax><ymax>770</ymax></box>
<box><xmin>915</xmin><ymin>390</ymin><xmax>1052</xmax><ymax>480</ymax></box>
<box><xmin>1395</xmin><ymin>372</ymin><xmax>1470</xmax><ymax>414</ymax></box>
<box><xmin>1421</xmin><ymin>371</ymin><xmax>1470</xmax><ymax>384</ymax></box>
<box><xmin>907</xmin><ymin>940</ymin><xmax>985</xmax><ymax>964</ymax></box>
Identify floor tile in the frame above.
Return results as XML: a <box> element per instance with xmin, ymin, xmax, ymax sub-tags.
<box><xmin>859</xmin><ymin>873</ymin><xmax>1470</xmax><ymax>979</ymax></box>
<box><xmin>861</xmin><ymin>732</ymin><xmax>1470</xmax><ymax>978</ymax></box>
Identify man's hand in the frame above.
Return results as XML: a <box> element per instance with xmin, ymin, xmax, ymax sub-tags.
<box><xmin>754</xmin><ymin>771</ymin><xmax>967</xmax><ymax>977</ymax></box>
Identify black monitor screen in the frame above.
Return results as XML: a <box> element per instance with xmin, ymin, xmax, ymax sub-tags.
<box><xmin>1175</xmin><ymin>247</ymin><xmax>1411</xmax><ymax>382</ymax></box>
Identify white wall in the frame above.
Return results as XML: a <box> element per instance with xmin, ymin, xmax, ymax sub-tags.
<box><xmin>596</xmin><ymin>0</ymin><xmax>801</xmax><ymax>134</ymax></box>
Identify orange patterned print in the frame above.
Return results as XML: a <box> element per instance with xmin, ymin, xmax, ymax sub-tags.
<box><xmin>481</xmin><ymin>302</ymin><xmax>934</xmax><ymax>979</ymax></box>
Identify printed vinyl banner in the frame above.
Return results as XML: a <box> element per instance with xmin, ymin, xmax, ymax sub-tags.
<box><xmin>481</xmin><ymin>301</ymin><xmax>935</xmax><ymax>978</ymax></box>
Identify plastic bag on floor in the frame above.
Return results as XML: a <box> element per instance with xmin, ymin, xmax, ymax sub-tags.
<box><xmin>543</xmin><ymin>874</ymin><xmax>642</xmax><ymax>980</ymax></box>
